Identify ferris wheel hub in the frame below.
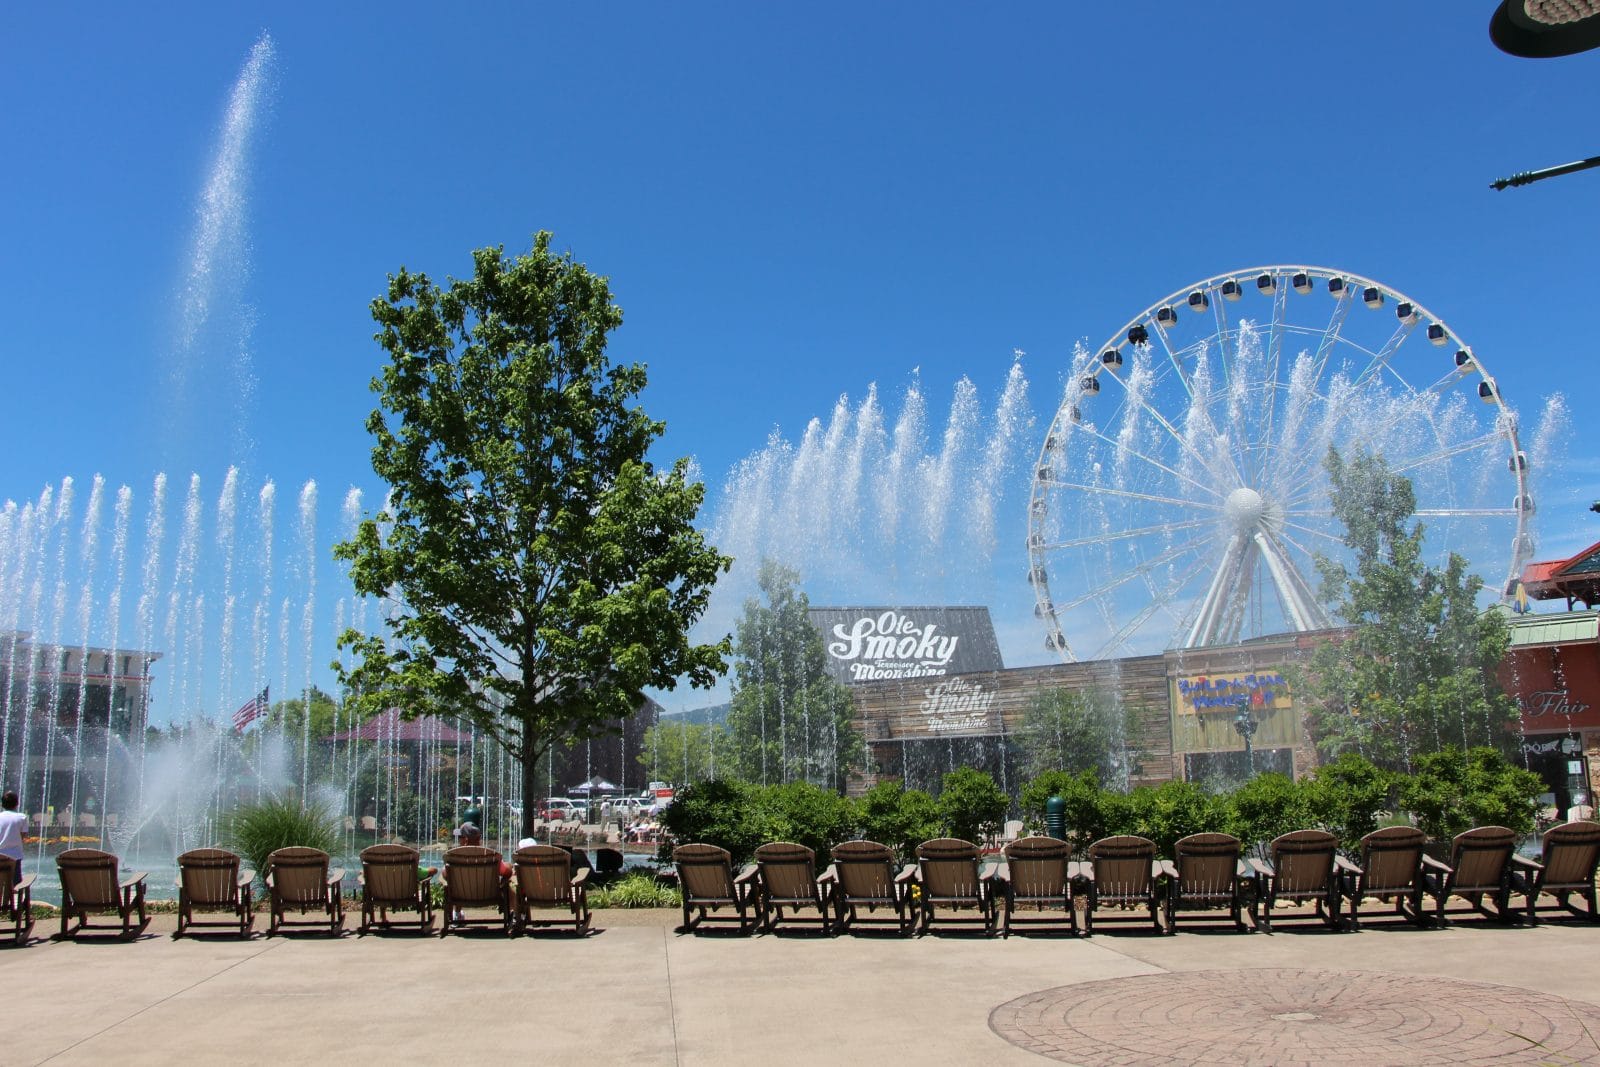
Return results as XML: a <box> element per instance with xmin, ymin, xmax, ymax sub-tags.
<box><xmin>1224</xmin><ymin>487</ymin><xmax>1266</xmax><ymax>531</ymax></box>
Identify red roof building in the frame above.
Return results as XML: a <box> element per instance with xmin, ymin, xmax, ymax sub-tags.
<box><xmin>1520</xmin><ymin>541</ymin><xmax>1600</xmax><ymax>610</ymax></box>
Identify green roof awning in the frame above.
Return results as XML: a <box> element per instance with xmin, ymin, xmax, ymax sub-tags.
<box><xmin>1508</xmin><ymin>610</ymin><xmax>1600</xmax><ymax>648</ymax></box>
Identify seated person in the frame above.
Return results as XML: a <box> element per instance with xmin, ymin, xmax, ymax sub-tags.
<box><xmin>454</xmin><ymin>822</ymin><xmax>512</xmax><ymax>879</ymax></box>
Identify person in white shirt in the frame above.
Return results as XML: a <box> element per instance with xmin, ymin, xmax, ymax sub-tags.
<box><xmin>0</xmin><ymin>792</ymin><xmax>26</xmax><ymax>878</ymax></box>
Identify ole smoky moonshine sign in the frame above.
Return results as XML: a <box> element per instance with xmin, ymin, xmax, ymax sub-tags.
<box><xmin>807</xmin><ymin>607</ymin><xmax>1004</xmax><ymax>686</ymax></box>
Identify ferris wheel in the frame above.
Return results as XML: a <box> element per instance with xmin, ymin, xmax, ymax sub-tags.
<box><xmin>1028</xmin><ymin>266</ymin><xmax>1534</xmax><ymax>663</ymax></box>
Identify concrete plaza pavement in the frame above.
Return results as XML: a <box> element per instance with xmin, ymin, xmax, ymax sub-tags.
<box><xmin>9</xmin><ymin>908</ymin><xmax>1600</xmax><ymax>1065</ymax></box>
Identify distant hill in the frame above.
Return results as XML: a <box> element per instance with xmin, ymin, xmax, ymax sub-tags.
<box><xmin>660</xmin><ymin>702</ymin><xmax>730</xmax><ymax>727</ymax></box>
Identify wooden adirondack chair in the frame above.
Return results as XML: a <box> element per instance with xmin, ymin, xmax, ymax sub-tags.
<box><xmin>441</xmin><ymin>845</ymin><xmax>512</xmax><ymax>935</ymax></box>
<box><xmin>176</xmin><ymin>848</ymin><xmax>255</xmax><ymax>938</ymax></box>
<box><xmin>914</xmin><ymin>838</ymin><xmax>996</xmax><ymax>935</ymax></box>
<box><xmin>1344</xmin><ymin>826</ymin><xmax>1437</xmax><ymax>928</ymax></box>
<box><xmin>1251</xmin><ymin>829</ymin><xmax>1351</xmax><ymax>932</ymax></box>
<box><xmin>56</xmin><ymin>848</ymin><xmax>148</xmax><ymax>939</ymax></box>
<box><xmin>998</xmin><ymin>836</ymin><xmax>1075</xmax><ymax>937</ymax></box>
<box><xmin>512</xmin><ymin>845</ymin><xmax>590</xmax><ymax>935</ymax></box>
<box><xmin>266</xmin><ymin>847</ymin><xmax>345</xmax><ymax>936</ymax></box>
<box><xmin>1080</xmin><ymin>835</ymin><xmax>1164</xmax><ymax>935</ymax></box>
<box><xmin>1422</xmin><ymin>825</ymin><xmax>1524</xmax><ymax>925</ymax></box>
<box><xmin>358</xmin><ymin>844</ymin><xmax>434</xmax><ymax>935</ymax></box>
<box><xmin>672</xmin><ymin>843</ymin><xmax>757</xmax><ymax>934</ymax></box>
<box><xmin>1511</xmin><ymin>820</ymin><xmax>1600</xmax><ymax>924</ymax></box>
<box><xmin>0</xmin><ymin>855</ymin><xmax>34</xmax><ymax>945</ymax></box>
<box><xmin>825</xmin><ymin>840</ymin><xmax>917</xmax><ymax>935</ymax></box>
<box><xmin>753</xmin><ymin>841</ymin><xmax>832</xmax><ymax>933</ymax></box>
<box><xmin>1163</xmin><ymin>832</ymin><xmax>1255</xmax><ymax>933</ymax></box>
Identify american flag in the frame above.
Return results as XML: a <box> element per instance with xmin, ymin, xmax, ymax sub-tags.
<box><xmin>232</xmin><ymin>686</ymin><xmax>269</xmax><ymax>732</ymax></box>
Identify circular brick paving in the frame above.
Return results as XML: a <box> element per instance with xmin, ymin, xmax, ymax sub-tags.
<box><xmin>990</xmin><ymin>969</ymin><xmax>1600</xmax><ymax>1065</ymax></box>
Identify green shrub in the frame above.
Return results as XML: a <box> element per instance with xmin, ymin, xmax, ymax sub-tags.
<box><xmin>1020</xmin><ymin>769</ymin><xmax>1117</xmax><ymax>851</ymax></box>
<box><xmin>590</xmin><ymin>872</ymin><xmax>680</xmax><ymax>908</ymax></box>
<box><xmin>658</xmin><ymin>779</ymin><xmax>775</xmax><ymax>866</ymax></box>
<box><xmin>1399</xmin><ymin>745</ymin><xmax>1543</xmax><ymax>840</ymax></box>
<box><xmin>936</xmin><ymin>767</ymin><xmax>1010</xmax><ymax>844</ymax></box>
<box><xmin>853</xmin><ymin>780</ymin><xmax>943</xmax><ymax>862</ymax></box>
<box><xmin>1305</xmin><ymin>752</ymin><xmax>1393</xmax><ymax>850</ymax></box>
<box><xmin>764</xmin><ymin>780</ymin><xmax>857</xmax><ymax>866</ymax></box>
<box><xmin>223</xmin><ymin>794</ymin><xmax>341</xmax><ymax>879</ymax></box>
<box><xmin>1121</xmin><ymin>780</ymin><xmax>1228</xmax><ymax>853</ymax></box>
<box><xmin>1227</xmin><ymin>772</ymin><xmax>1313</xmax><ymax>854</ymax></box>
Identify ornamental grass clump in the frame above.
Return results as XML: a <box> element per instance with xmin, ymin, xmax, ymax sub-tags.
<box><xmin>591</xmin><ymin>872</ymin><xmax>679</xmax><ymax>909</ymax></box>
<box><xmin>223</xmin><ymin>794</ymin><xmax>341</xmax><ymax>880</ymax></box>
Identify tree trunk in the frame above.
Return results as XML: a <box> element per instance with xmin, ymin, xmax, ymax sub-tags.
<box><xmin>521</xmin><ymin>745</ymin><xmax>539</xmax><ymax>839</ymax></box>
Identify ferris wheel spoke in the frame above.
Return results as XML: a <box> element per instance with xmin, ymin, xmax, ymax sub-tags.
<box><xmin>1274</xmin><ymin>517</ymin><xmax>1348</xmax><ymax>549</ymax></box>
<box><xmin>1414</xmin><ymin>507</ymin><xmax>1518</xmax><ymax>518</ymax></box>
<box><xmin>1213</xmin><ymin>296</ymin><xmax>1232</xmax><ymax>389</ymax></box>
<box><xmin>1149</xmin><ymin>318</ymin><xmax>1197</xmax><ymax>403</ymax></box>
<box><xmin>1389</xmin><ymin>431</ymin><xmax>1506</xmax><ymax>475</ymax></box>
<box><xmin>1042</xmin><ymin>478</ymin><xmax>1227</xmax><ymax>513</ymax></box>
<box><xmin>1099</xmin><ymin>364</ymin><xmax>1243</xmax><ymax>490</ymax></box>
<box><xmin>1035</xmin><ymin>517</ymin><xmax>1213</xmax><ymax>552</ymax></box>
<box><xmin>1051</xmin><ymin>530</ymin><xmax>1221</xmax><ymax>614</ymax></box>
<box><xmin>1310</xmin><ymin>291</ymin><xmax>1357</xmax><ymax>384</ymax></box>
<box><xmin>1090</xmin><ymin>553</ymin><xmax>1214</xmax><ymax>661</ymax></box>
<box><xmin>1252</xmin><ymin>278</ymin><xmax>1293</xmax><ymax>488</ymax></box>
<box><xmin>1072</xmin><ymin>420</ymin><xmax>1227</xmax><ymax>502</ymax></box>
<box><xmin>1351</xmin><ymin>318</ymin><xmax>1420</xmax><ymax>389</ymax></box>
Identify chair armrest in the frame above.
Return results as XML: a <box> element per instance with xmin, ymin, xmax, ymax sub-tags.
<box><xmin>326</xmin><ymin>867</ymin><xmax>346</xmax><ymax>886</ymax></box>
<box><xmin>1334</xmin><ymin>856</ymin><xmax>1363</xmax><ymax>875</ymax></box>
<box><xmin>238</xmin><ymin>870</ymin><xmax>255</xmax><ymax>887</ymax></box>
<box><xmin>571</xmin><ymin>867</ymin><xmax>590</xmax><ymax>887</ymax></box>
<box><xmin>418</xmin><ymin>870</ymin><xmax>435</xmax><ymax>884</ymax></box>
<box><xmin>1158</xmin><ymin>859</ymin><xmax>1178</xmax><ymax>879</ymax></box>
<box><xmin>1510</xmin><ymin>854</ymin><xmax>1543</xmax><ymax>872</ymax></box>
<box><xmin>895</xmin><ymin>864</ymin><xmax>918</xmax><ymax>884</ymax></box>
<box><xmin>735</xmin><ymin>864</ymin><xmax>758</xmax><ymax>885</ymax></box>
<box><xmin>15</xmin><ymin>873</ymin><xmax>34</xmax><ymax>891</ymax></box>
<box><xmin>1420</xmin><ymin>854</ymin><xmax>1452</xmax><ymax>875</ymax></box>
<box><xmin>1247</xmin><ymin>858</ymin><xmax>1274</xmax><ymax>878</ymax></box>
<box><xmin>120</xmin><ymin>872</ymin><xmax>148</xmax><ymax>890</ymax></box>
<box><xmin>817</xmin><ymin>865</ymin><xmax>838</xmax><ymax>884</ymax></box>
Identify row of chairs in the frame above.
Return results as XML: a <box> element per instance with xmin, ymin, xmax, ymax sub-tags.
<box><xmin>672</xmin><ymin>820</ymin><xmax>1600</xmax><ymax>937</ymax></box>
<box><xmin>0</xmin><ymin>842</ymin><xmax>596</xmax><ymax>945</ymax></box>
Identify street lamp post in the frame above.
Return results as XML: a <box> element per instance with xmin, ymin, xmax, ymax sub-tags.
<box><xmin>1233</xmin><ymin>706</ymin><xmax>1259</xmax><ymax>778</ymax></box>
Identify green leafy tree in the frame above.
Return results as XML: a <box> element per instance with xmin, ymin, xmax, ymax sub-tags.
<box><xmin>1121</xmin><ymin>780</ymin><xmax>1228</xmax><ymax>853</ymax></box>
<box><xmin>1299</xmin><ymin>448</ymin><xmax>1517</xmax><ymax>774</ymax></box>
<box><xmin>638</xmin><ymin>718</ymin><xmax>726</xmax><ymax>784</ymax></box>
<box><xmin>334</xmin><ymin>234</ymin><xmax>731</xmax><ymax>837</ymax></box>
<box><xmin>936</xmin><ymin>767</ymin><xmax>1010</xmax><ymax>844</ymax></box>
<box><xmin>1398</xmin><ymin>745</ymin><xmax>1543</xmax><ymax>840</ymax></box>
<box><xmin>724</xmin><ymin>560</ymin><xmax>862</xmax><ymax>790</ymax></box>
<box><xmin>1015</xmin><ymin>687</ymin><xmax>1138</xmax><ymax>783</ymax></box>
<box><xmin>1226</xmin><ymin>772</ymin><xmax>1313</xmax><ymax>854</ymax></box>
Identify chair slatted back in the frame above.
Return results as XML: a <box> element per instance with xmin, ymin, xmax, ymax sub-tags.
<box><xmin>1174</xmin><ymin>833</ymin><xmax>1242</xmax><ymax>900</ymax></box>
<box><xmin>0</xmin><ymin>855</ymin><xmax>21</xmax><ymax>910</ymax></box>
<box><xmin>1087</xmin><ymin>836</ymin><xmax>1156</xmax><ymax>901</ymax></box>
<box><xmin>443</xmin><ymin>846</ymin><xmax>504</xmax><ymax>906</ymax></box>
<box><xmin>1449</xmin><ymin>826</ymin><xmax>1516</xmax><ymax>894</ymax></box>
<box><xmin>673</xmin><ymin>843</ymin><xmax>738</xmax><ymax>904</ymax></box>
<box><xmin>268</xmin><ymin>847</ymin><xmax>332</xmax><ymax>906</ymax></box>
<box><xmin>1541</xmin><ymin>821</ymin><xmax>1600</xmax><ymax>888</ymax></box>
<box><xmin>916</xmin><ymin>838</ymin><xmax>983</xmax><ymax>901</ymax></box>
<box><xmin>514</xmin><ymin>845</ymin><xmax>575</xmax><ymax>906</ymax></box>
<box><xmin>1003</xmin><ymin>836</ymin><xmax>1070</xmax><ymax>900</ymax></box>
<box><xmin>1358</xmin><ymin>826</ymin><xmax>1425</xmax><ymax>895</ymax></box>
<box><xmin>831</xmin><ymin>840</ymin><xmax>899</xmax><ymax>903</ymax></box>
<box><xmin>755</xmin><ymin>842</ymin><xmax>818</xmax><ymax>903</ymax></box>
<box><xmin>1269</xmin><ymin>830</ymin><xmax>1338</xmax><ymax>894</ymax></box>
<box><xmin>178</xmin><ymin>848</ymin><xmax>243</xmax><ymax>907</ymax></box>
<box><xmin>361</xmin><ymin>844</ymin><xmax>423</xmax><ymax>907</ymax></box>
<box><xmin>57</xmin><ymin>849</ymin><xmax>120</xmax><ymax>908</ymax></box>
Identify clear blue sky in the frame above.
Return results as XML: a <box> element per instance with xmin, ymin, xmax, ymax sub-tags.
<box><xmin>2</xmin><ymin>3</ymin><xmax>1597</xmax><ymax>717</ymax></box>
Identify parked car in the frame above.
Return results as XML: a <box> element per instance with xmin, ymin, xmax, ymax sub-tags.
<box><xmin>539</xmin><ymin>798</ymin><xmax>583</xmax><ymax>821</ymax></box>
